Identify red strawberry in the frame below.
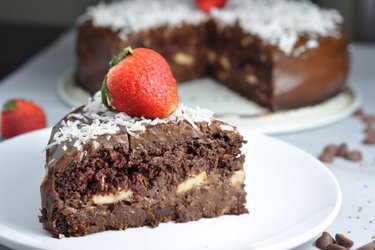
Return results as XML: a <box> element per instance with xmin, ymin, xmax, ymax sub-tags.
<box><xmin>101</xmin><ymin>47</ymin><xmax>179</xmax><ymax>119</ymax></box>
<box><xmin>1</xmin><ymin>99</ymin><xmax>47</xmax><ymax>139</ymax></box>
<box><xmin>196</xmin><ymin>0</ymin><xmax>228</xmax><ymax>13</ymax></box>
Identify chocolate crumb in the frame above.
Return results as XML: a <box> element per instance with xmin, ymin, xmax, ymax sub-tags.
<box><xmin>335</xmin><ymin>234</ymin><xmax>354</xmax><ymax>248</ymax></box>
<box><xmin>344</xmin><ymin>150</ymin><xmax>362</xmax><ymax>162</ymax></box>
<box><xmin>358</xmin><ymin>206</ymin><xmax>363</xmax><ymax>213</ymax></box>
<box><xmin>356</xmin><ymin>240</ymin><xmax>375</xmax><ymax>250</ymax></box>
<box><xmin>357</xmin><ymin>216</ymin><xmax>360</xmax><ymax>219</ymax></box>
<box><xmin>347</xmin><ymin>231</ymin><xmax>351</xmax><ymax>234</ymax></box>
<box><xmin>326</xmin><ymin>244</ymin><xmax>348</xmax><ymax>250</ymax></box>
<box><xmin>315</xmin><ymin>232</ymin><xmax>336</xmax><ymax>250</ymax></box>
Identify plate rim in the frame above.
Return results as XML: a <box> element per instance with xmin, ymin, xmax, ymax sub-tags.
<box><xmin>0</xmin><ymin>129</ymin><xmax>342</xmax><ymax>250</ymax></box>
<box><xmin>242</xmin><ymin>129</ymin><xmax>342</xmax><ymax>250</ymax></box>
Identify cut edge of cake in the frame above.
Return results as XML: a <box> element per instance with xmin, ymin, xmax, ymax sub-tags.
<box><xmin>39</xmin><ymin>92</ymin><xmax>248</xmax><ymax>238</ymax></box>
<box><xmin>74</xmin><ymin>0</ymin><xmax>349</xmax><ymax>111</ymax></box>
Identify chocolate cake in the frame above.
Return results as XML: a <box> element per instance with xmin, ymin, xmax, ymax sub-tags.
<box><xmin>75</xmin><ymin>0</ymin><xmax>349</xmax><ymax>110</ymax></box>
<box><xmin>40</xmin><ymin>92</ymin><xmax>247</xmax><ymax>238</ymax></box>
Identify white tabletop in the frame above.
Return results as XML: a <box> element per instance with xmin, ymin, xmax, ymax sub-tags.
<box><xmin>0</xmin><ymin>30</ymin><xmax>374</xmax><ymax>250</ymax></box>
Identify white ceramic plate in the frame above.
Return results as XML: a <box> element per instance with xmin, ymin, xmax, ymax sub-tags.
<box><xmin>57</xmin><ymin>72</ymin><xmax>360</xmax><ymax>134</ymax></box>
<box><xmin>0</xmin><ymin>129</ymin><xmax>341</xmax><ymax>250</ymax></box>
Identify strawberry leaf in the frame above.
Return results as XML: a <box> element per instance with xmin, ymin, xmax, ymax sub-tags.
<box><xmin>109</xmin><ymin>46</ymin><xmax>134</xmax><ymax>68</ymax></box>
<box><xmin>101</xmin><ymin>75</ymin><xmax>116</xmax><ymax>112</ymax></box>
<box><xmin>3</xmin><ymin>99</ymin><xmax>17</xmax><ymax>112</ymax></box>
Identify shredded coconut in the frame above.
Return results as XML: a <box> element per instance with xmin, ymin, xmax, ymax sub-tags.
<box><xmin>306</xmin><ymin>39</ymin><xmax>319</xmax><ymax>49</ymax></box>
<box><xmin>93</xmin><ymin>141</ymin><xmax>100</xmax><ymax>150</ymax></box>
<box><xmin>219</xmin><ymin>124</ymin><xmax>235</xmax><ymax>131</ymax></box>
<box><xmin>212</xmin><ymin>0</ymin><xmax>343</xmax><ymax>54</ymax></box>
<box><xmin>83</xmin><ymin>0</ymin><xmax>343</xmax><ymax>55</ymax></box>
<box><xmin>83</xmin><ymin>0</ymin><xmax>206</xmax><ymax>40</ymax></box>
<box><xmin>46</xmin><ymin>92</ymin><xmax>214</xmax><ymax>151</ymax></box>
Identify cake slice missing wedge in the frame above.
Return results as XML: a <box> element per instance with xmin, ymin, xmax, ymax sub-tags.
<box><xmin>39</xmin><ymin>92</ymin><xmax>247</xmax><ymax>237</ymax></box>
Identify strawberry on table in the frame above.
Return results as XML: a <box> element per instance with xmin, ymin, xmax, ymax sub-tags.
<box><xmin>196</xmin><ymin>0</ymin><xmax>228</xmax><ymax>13</ymax></box>
<box><xmin>101</xmin><ymin>46</ymin><xmax>179</xmax><ymax>119</ymax></box>
<box><xmin>1</xmin><ymin>99</ymin><xmax>47</xmax><ymax>139</ymax></box>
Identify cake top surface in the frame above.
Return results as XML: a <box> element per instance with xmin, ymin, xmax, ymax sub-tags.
<box><xmin>82</xmin><ymin>0</ymin><xmax>343</xmax><ymax>55</ymax></box>
<box><xmin>46</xmin><ymin>92</ymin><xmax>214</xmax><ymax>151</ymax></box>
<box><xmin>82</xmin><ymin>0</ymin><xmax>206</xmax><ymax>40</ymax></box>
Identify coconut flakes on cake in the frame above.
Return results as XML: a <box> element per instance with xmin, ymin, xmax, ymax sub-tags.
<box><xmin>82</xmin><ymin>0</ymin><xmax>343</xmax><ymax>55</ymax></box>
<box><xmin>212</xmin><ymin>0</ymin><xmax>343</xmax><ymax>55</ymax></box>
<box><xmin>45</xmin><ymin>91</ymin><xmax>214</xmax><ymax>151</ymax></box>
<box><xmin>83</xmin><ymin>0</ymin><xmax>206</xmax><ymax>40</ymax></box>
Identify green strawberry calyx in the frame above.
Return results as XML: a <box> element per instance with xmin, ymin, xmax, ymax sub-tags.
<box><xmin>2</xmin><ymin>99</ymin><xmax>17</xmax><ymax>112</ymax></box>
<box><xmin>101</xmin><ymin>46</ymin><xmax>134</xmax><ymax>111</ymax></box>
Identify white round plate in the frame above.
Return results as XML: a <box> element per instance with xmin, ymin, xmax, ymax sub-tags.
<box><xmin>0</xmin><ymin>128</ymin><xmax>341</xmax><ymax>250</ymax></box>
<box><xmin>57</xmin><ymin>72</ymin><xmax>361</xmax><ymax>134</ymax></box>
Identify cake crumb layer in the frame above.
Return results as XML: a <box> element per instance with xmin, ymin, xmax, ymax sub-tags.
<box><xmin>40</xmin><ymin>105</ymin><xmax>247</xmax><ymax>237</ymax></box>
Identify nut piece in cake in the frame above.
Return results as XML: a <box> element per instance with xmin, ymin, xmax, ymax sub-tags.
<box><xmin>173</xmin><ymin>52</ymin><xmax>195</xmax><ymax>65</ymax></box>
<box><xmin>177</xmin><ymin>171</ymin><xmax>208</xmax><ymax>194</ymax></box>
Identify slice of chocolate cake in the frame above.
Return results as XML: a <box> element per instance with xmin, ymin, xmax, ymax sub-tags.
<box><xmin>39</xmin><ymin>92</ymin><xmax>247</xmax><ymax>238</ymax></box>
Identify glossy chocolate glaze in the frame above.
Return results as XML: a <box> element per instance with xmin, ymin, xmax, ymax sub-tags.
<box><xmin>272</xmin><ymin>28</ymin><xmax>349</xmax><ymax>109</ymax></box>
<box><xmin>75</xmin><ymin>20</ymin><xmax>349</xmax><ymax>110</ymax></box>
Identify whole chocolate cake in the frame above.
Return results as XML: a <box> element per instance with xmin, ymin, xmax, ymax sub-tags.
<box><xmin>75</xmin><ymin>0</ymin><xmax>349</xmax><ymax>110</ymax></box>
<box><xmin>39</xmin><ymin>92</ymin><xmax>247</xmax><ymax>237</ymax></box>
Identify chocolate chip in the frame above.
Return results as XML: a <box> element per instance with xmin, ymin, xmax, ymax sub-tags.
<box><xmin>363</xmin><ymin>115</ymin><xmax>375</xmax><ymax>125</ymax></box>
<box><xmin>320</xmin><ymin>154</ymin><xmax>335</xmax><ymax>163</ymax></box>
<box><xmin>326</xmin><ymin>244</ymin><xmax>348</xmax><ymax>250</ymax></box>
<box><xmin>357</xmin><ymin>240</ymin><xmax>375</xmax><ymax>250</ymax></box>
<box><xmin>315</xmin><ymin>232</ymin><xmax>336</xmax><ymax>250</ymax></box>
<box><xmin>363</xmin><ymin>129</ymin><xmax>375</xmax><ymax>145</ymax></box>
<box><xmin>335</xmin><ymin>233</ymin><xmax>354</xmax><ymax>248</ymax></box>
<box><xmin>324</xmin><ymin>144</ymin><xmax>338</xmax><ymax>155</ymax></box>
<box><xmin>319</xmin><ymin>145</ymin><xmax>338</xmax><ymax>163</ymax></box>
<box><xmin>344</xmin><ymin>150</ymin><xmax>362</xmax><ymax>162</ymax></box>
<box><xmin>364</xmin><ymin>125</ymin><xmax>374</xmax><ymax>133</ymax></box>
<box><xmin>336</xmin><ymin>143</ymin><xmax>348</xmax><ymax>157</ymax></box>
<box><xmin>354</xmin><ymin>108</ymin><xmax>365</xmax><ymax>117</ymax></box>
<box><xmin>363</xmin><ymin>136</ymin><xmax>375</xmax><ymax>145</ymax></box>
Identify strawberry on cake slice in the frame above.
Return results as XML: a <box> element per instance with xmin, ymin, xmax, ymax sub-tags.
<box><xmin>39</xmin><ymin>47</ymin><xmax>247</xmax><ymax>238</ymax></box>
